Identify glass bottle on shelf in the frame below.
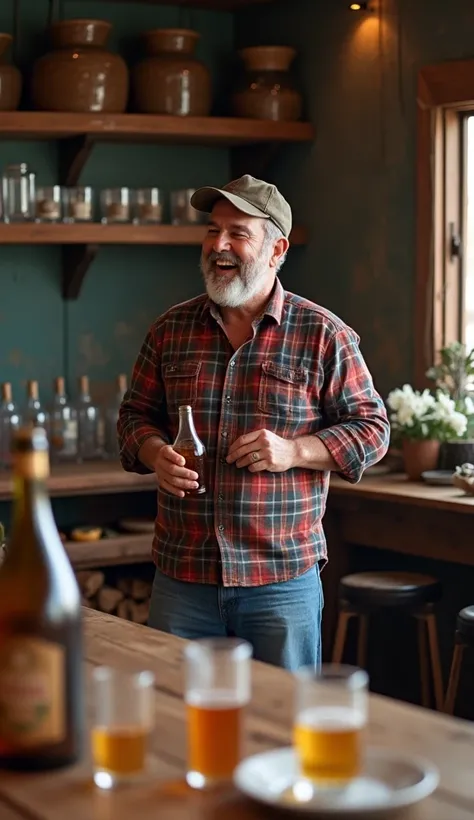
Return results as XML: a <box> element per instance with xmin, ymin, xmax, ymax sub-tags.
<box><xmin>23</xmin><ymin>380</ymin><xmax>49</xmax><ymax>434</ymax></box>
<box><xmin>49</xmin><ymin>377</ymin><xmax>78</xmax><ymax>464</ymax></box>
<box><xmin>2</xmin><ymin>163</ymin><xmax>36</xmax><ymax>222</ymax></box>
<box><xmin>76</xmin><ymin>376</ymin><xmax>103</xmax><ymax>462</ymax></box>
<box><xmin>35</xmin><ymin>185</ymin><xmax>62</xmax><ymax>223</ymax></box>
<box><xmin>64</xmin><ymin>186</ymin><xmax>93</xmax><ymax>222</ymax></box>
<box><xmin>104</xmin><ymin>373</ymin><xmax>127</xmax><ymax>459</ymax></box>
<box><xmin>0</xmin><ymin>383</ymin><xmax>21</xmax><ymax>469</ymax></box>
<box><xmin>100</xmin><ymin>188</ymin><xmax>131</xmax><ymax>223</ymax></box>
<box><xmin>172</xmin><ymin>405</ymin><xmax>207</xmax><ymax>495</ymax></box>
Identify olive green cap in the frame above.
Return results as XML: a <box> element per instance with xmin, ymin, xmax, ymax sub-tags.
<box><xmin>190</xmin><ymin>174</ymin><xmax>292</xmax><ymax>239</ymax></box>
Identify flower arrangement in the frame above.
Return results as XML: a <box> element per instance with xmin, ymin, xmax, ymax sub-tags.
<box><xmin>387</xmin><ymin>384</ymin><xmax>469</xmax><ymax>443</ymax></box>
<box><xmin>426</xmin><ymin>341</ymin><xmax>474</xmax><ymax>438</ymax></box>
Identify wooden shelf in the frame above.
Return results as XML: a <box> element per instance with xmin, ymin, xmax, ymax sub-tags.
<box><xmin>65</xmin><ymin>533</ymin><xmax>153</xmax><ymax>570</ymax></box>
<box><xmin>0</xmin><ymin>223</ymin><xmax>307</xmax><ymax>298</ymax></box>
<box><xmin>0</xmin><ymin>461</ymin><xmax>156</xmax><ymax>502</ymax></box>
<box><xmin>0</xmin><ymin>222</ymin><xmax>307</xmax><ymax>245</ymax></box>
<box><xmin>74</xmin><ymin>0</ymin><xmax>273</xmax><ymax>8</ymax></box>
<box><xmin>0</xmin><ymin>112</ymin><xmax>314</xmax><ymax>148</ymax></box>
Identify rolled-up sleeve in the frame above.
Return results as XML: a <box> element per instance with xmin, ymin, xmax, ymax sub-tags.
<box><xmin>316</xmin><ymin>328</ymin><xmax>390</xmax><ymax>483</ymax></box>
<box><xmin>117</xmin><ymin>324</ymin><xmax>170</xmax><ymax>474</ymax></box>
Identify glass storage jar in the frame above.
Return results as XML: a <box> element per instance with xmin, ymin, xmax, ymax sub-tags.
<box><xmin>2</xmin><ymin>163</ymin><xmax>36</xmax><ymax>222</ymax></box>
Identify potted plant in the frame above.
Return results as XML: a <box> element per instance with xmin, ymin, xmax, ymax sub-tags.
<box><xmin>387</xmin><ymin>384</ymin><xmax>469</xmax><ymax>480</ymax></box>
<box><xmin>426</xmin><ymin>341</ymin><xmax>474</xmax><ymax>469</ymax></box>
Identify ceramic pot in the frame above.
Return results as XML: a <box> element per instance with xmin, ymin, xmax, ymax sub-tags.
<box><xmin>439</xmin><ymin>439</ymin><xmax>474</xmax><ymax>471</ymax></box>
<box><xmin>31</xmin><ymin>19</ymin><xmax>129</xmax><ymax>113</ymax></box>
<box><xmin>0</xmin><ymin>33</ymin><xmax>21</xmax><ymax>111</ymax></box>
<box><xmin>232</xmin><ymin>45</ymin><xmax>302</xmax><ymax>122</ymax></box>
<box><xmin>132</xmin><ymin>28</ymin><xmax>211</xmax><ymax>116</ymax></box>
<box><xmin>402</xmin><ymin>439</ymin><xmax>440</xmax><ymax>481</ymax></box>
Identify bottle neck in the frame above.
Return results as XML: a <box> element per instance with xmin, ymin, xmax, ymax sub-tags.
<box><xmin>10</xmin><ymin>451</ymin><xmax>51</xmax><ymax>560</ymax></box>
<box><xmin>177</xmin><ymin>407</ymin><xmax>197</xmax><ymax>440</ymax></box>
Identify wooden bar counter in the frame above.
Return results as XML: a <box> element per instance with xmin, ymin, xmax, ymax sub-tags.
<box><xmin>322</xmin><ymin>472</ymin><xmax>474</xmax><ymax>655</ymax></box>
<box><xmin>0</xmin><ymin>609</ymin><xmax>473</xmax><ymax>819</ymax></box>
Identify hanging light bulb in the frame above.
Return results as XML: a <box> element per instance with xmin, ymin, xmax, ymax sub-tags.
<box><xmin>349</xmin><ymin>2</ymin><xmax>368</xmax><ymax>9</ymax></box>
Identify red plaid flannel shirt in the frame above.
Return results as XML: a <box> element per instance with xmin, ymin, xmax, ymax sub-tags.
<box><xmin>118</xmin><ymin>279</ymin><xmax>390</xmax><ymax>586</ymax></box>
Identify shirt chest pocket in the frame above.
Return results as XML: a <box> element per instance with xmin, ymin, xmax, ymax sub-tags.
<box><xmin>258</xmin><ymin>360</ymin><xmax>309</xmax><ymax>419</ymax></box>
<box><xmin>164</xmin><ymin>361</ymin><xmax>201</xmax><ymax>410</ymax></box>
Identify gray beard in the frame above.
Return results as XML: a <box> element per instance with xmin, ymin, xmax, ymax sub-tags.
<box><xmin>200</xmin><ymin>255</ymin><xmax>267</xmax><ymax>308</ymax></box>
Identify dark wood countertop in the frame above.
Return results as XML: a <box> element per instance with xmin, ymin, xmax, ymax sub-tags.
<box><xmin>330</xmin><ymin>472</ymin><xmax>474</xmax><ymax>514</ymax></box>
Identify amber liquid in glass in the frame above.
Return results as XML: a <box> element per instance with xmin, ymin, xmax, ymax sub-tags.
<box><xmin>187</xmin><ymin>695</ymin><xmax>243</xmax><ymax>780</ymax></box>
<box><xmin>293</xmin><ymin>706</ymin><xmax>363</xmax><ymax>784</ymax></box>
<box><xmin>92</xmin><ymin>725</ymin><xmax>147</xmax><ymax>775</ymax></box>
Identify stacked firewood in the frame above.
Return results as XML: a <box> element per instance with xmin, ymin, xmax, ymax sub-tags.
<box><xmin>76</xmin><ymin>570</ymin><xmax>152</xmax><ymax>624</ymax></box>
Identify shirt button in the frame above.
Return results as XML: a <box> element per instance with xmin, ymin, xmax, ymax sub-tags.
<box><xmin>218</xmin><ymin>493</ymin><xmax>224</xmax><ymax>501</ymax></box>
<box><xmin>230</xmin><ymin>361</ymin><xmax>235</xmax><ymax>368</ymax></box>
<box><xmin>218</xmin><ymin>524</ymin><xmax>225</xmax><ymax>532</ymax></box>
<box><xmin>226</xmin><ymin>396</ymin><xmax>231</xmax><ymax>403</ymax></box>
<box><xmin>220</xmin><ymin>457</ymin><xmax>226</xmax><ymax>464</ymax></box>
<box><xmin>221</xmin><ymin>431</ymin><xmax>228</xmax><ymax>438</ymax></box>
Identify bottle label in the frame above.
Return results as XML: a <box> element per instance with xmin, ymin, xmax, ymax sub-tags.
<box><xmin>0</xmin><ymin>637</ymin><xmax>65</xmax><ymax>747</ymax></box>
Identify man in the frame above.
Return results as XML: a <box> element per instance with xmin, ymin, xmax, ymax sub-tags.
<box><xmin>118</xmin><ymin>174</ymin><xmax>390</xmax><ymax>671</ymax></box>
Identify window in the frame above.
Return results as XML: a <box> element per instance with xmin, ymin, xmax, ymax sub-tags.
<box><xmin>416</xmin><ymin>59</ymin><xmax>474</xmax><ymax>385</ymax></box>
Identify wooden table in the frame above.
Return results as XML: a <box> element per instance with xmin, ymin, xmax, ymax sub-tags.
<box><xmin>322</xmin><ymin>473</ymin><xmax>474</xmax><ymax>657</ymax></box>
<box><xmin>0</xmin><ymin>609</ymin><xmax>473</xmax><ymax>819</ymax></box>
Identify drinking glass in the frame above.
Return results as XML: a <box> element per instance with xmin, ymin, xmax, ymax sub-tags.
<box><xmin>293</xmin><ymin>664</ymin><xmax>368</xmax><ymax>788</ymax></box>
<box><xmin>184</xmin><ymin>637</ymin><xmax>252</xmax><ymax>789</ymax></box>
<box><xmin>91</xmin><ymin>666</ymin><xmax>155</xmax><ymax>789</ymax></box>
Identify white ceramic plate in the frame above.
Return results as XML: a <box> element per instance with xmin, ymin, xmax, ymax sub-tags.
<box><xmin>421</xmin><ymin>470</ymin><xmax>454</xmax><ymax>486</ymax></box>
<box><xmin>234</xmin><ymin>746</ymin><xmax>439</xmax><ymax>817</ymax></box>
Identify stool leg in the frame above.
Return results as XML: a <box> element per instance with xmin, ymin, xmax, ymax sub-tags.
<box><xmin>425</xmin><ymin>613</ymin><xmax>444</xmax><ymax>711</ymax></box>
<box><xmin>332</xmin><ymin>611</ymin><xmax>353</xmax><ymax>664</ymax></box>
<box><xmin>416</xmin><ymin>616</ymin><xmax>430</xmax><ymax>708</ymax></box>
<box><xmin>444</xmin><ymin>644</ymin><xmax>465</xmax><ymax>715</ymax></box>
<box><xmin>357</xmin><ymin>615</ymin><xmax>368</xmax><ymax>668</ymax></box>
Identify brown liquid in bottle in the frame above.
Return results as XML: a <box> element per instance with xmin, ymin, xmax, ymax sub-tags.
<box><xmin>173</xmin><ymin>406</ymin><xmax>207</xmax><ymax>496</ymax></box>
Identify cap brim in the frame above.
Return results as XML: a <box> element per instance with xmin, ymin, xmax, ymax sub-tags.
<box><xmin>190</xmin><ymin>187</ymin><xmax>270</xmax><ymax>221</ymax></box>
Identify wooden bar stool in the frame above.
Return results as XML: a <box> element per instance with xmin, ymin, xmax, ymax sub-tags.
<box><xmin>331</xmin><ymin>571</ymin><xmax>444</xmax><ymax>711</ymax></box>
<box><xmin>444</xmin><ymin>605</ymin><xmax>474</xmax><ymax>715</ymax></box>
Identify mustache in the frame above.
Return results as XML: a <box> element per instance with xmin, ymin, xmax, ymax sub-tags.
<box><xmin>206</xmin><ymin>251</ymin><xmax>241</xmax><ymax>266</ymax></box>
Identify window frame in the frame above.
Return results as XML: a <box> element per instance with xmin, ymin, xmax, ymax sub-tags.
<box><xmin>416</xmin><ymin>59</ymin><xmax>474</xmax><ymax>386</ymax></box>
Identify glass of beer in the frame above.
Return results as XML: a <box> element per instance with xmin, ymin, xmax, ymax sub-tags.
<box><xmin>293</xmin><ymin>665</ymin><xmax>369</xmax><ymax>789</ymax></box>
<box><xmin>184</xmin><ymin>637</ymin><xmax>252</xmax><ymax>789</ymax></box>
<box><xmin>91</xmin><ymin>666</ymin><xmax>155</xmax><ymax>789</ymax></box>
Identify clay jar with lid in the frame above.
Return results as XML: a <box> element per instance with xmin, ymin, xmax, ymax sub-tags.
<box><xmin>133</xmin><ymin>28</ymin><xmax>211</xmax><ymax>116</ymax></box>
<box><xmin>31</xmin><ymin>18</ymin><xmax>128</xmax><ymax>113</ymax></box>
<box><xmin>0</xmin><ymin>33</ymin><xmax>21</xmax><ymax>110</ymax></box>
<box><xmin>232</xmin><ymin>46</ymin><xmax>302</xmax><ymax>122</ymax></box>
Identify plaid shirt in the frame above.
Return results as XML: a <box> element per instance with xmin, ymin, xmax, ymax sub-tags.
<box><xmin>118</xmin><ymin>278</ymin><xmax>390</xmax><ymax>586</ymax></box>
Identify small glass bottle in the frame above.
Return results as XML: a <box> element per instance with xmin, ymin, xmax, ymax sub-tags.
<box><xmin>2</xmin><ymin>163</ymin><xmax>36</xmax><ymax>222</ymax></box>
<box><xmin>64</xmin><ymin>186</ymin><xmax>93</xmax><ymax>222</ymax></box>
<box><xmin>104</xmin><ymin>373</ymin><xmax>127</xmax><ymax>459</ymax></box>
<box><xmin>76</xmin><ymin>376</ymin><xmax>103</xmax><ymax>461</ymax></box>
<box><xmin>49</xmin><ymin>377</ymin><xmax>78</xmax><ymax>463</ymax></box>
<box><xmin>0</xmin><ymin>383</ymin><xmax>21</xmax><ymax>469</ymax></box>
<box><xmin>35</xmin><ymin>186</ymin><xmax>62</xmax><ymax>222</ymax></box>
<box><xmin>23</xmin><ymin>380</ymin><xmax>49</xmax><ymax>434</ymax></box>
<box><xmin>132</xmin><ymin>188</ymin><xmax>163</xmax><ymax>224</ymax></box>
<box><xmin>100</xmin><ymin>188</ymin><xmax>131</xmax><ymax>223</ymax></box>
<box><xmin>173</xmin><ymin>405</ymin><xmax>206</xmax><ymax>495</ymax></box>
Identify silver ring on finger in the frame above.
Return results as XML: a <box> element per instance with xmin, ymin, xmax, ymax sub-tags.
<box><xmin>251</xmin><ymin>451</ymin><xmax>260</xmax><ymax>463</ymax></box>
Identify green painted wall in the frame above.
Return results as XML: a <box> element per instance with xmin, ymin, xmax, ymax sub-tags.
<box><xmin>238</xmin><ymin>0</ymin><xmax>474</xmax><ymax>398</ymax></box>
<box><xmin>0</xmin><ymin>0</ymin><xmax>233</xmax><ymax>407</ymax></box>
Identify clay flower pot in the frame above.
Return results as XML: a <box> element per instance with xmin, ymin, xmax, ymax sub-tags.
<box><xmin>133</xmin><ymin>28</ymin><xmax>211</xmax><ymax>116</ymax></box>
<box><xmin>402</xmin><ymin>439</ymin><xmax>441</xmax><ymax>481</ymax></box>
<box><xmin>0</xmin><ymin>33</ymin><xmax>21</xmax><ymax>111</ymax></box>
<box><xmin>31</xmin><ymin>19</ymin><xmax>129</xmax><ymax>113</ymax></box>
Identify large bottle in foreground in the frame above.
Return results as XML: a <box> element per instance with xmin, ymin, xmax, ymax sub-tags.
<box><xmin>0</xmin><ymin>427</ymin><xmax>83</xmax><ymax>770</ymax></box>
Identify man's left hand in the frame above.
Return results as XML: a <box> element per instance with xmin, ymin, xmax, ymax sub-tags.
<box><xmin>226</xmin><ymin>429</ymin><xmax>297</xmax><ymax>473</ymax></box>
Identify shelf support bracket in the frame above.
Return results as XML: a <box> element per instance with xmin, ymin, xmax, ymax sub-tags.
<box><xmin>62</xmin><ymin>244</ymin><xmax>99</xmax><ymax>300</ymax></box>
<box><xmin>231</xmin><ymin>142</ymin><xmax>282</xmax><ymax>180</ymax></box>
<box><xmin>58</xmin><ymin>136</ymin><xmax>95</xmax><ymax>186</ymax></box>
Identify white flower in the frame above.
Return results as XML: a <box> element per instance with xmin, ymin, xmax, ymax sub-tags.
<box><xmin>448</xmin><ymin>411</ymin><xmax>468</xmax><ymax>437</ymax></box>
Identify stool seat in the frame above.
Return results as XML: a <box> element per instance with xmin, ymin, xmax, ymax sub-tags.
<box><xmin>340</xmin><ymin>571</ymin><xmax>442</xmax><ymax>610</ymax></box>
<box><xmin>457</xmin><ymin>606</ymin><xmax>474</xmax><ymax>643</ymax></box>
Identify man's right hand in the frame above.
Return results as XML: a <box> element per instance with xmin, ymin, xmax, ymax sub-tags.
<box><xmin>154</xmin><ymin>445</ymin><xmax>199</xmax><ymax>498</ymax></box>
<box><xmin>138</xmin><ymin>436</ymin><xmax>199</xmax><ymax>498</ymax></box>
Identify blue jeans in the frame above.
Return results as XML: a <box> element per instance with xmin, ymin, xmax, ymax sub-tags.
<box><xmin>148</xmin><ymin>565</ymin><xmax>323</xmax><ymax>672</ymax></box>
